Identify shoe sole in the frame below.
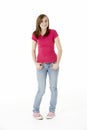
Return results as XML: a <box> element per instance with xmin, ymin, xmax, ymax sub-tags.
<box><xmin>46</xmin><ymin>115</ymin><xmax>55</xmax><ymax>119</ymax></box>
<box><xmin>33</xmin><ymin>116</ymin><xmax>43</xmax><ymax>120</ymax></box>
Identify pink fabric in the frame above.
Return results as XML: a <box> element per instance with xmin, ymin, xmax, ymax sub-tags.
<box><xmin>47</xmin><ymin>112</ymin><xmax>55</xmax><ymax>116</ymax></box>
<box><xmin>32</xmin><ymin>29</ymin><xmax>59</xmax><ymax>63</ymax></box>
<box><xmin>33</xmin><ymin>113</ymin><xmax>41</xmax><ymax>117</ymax></box>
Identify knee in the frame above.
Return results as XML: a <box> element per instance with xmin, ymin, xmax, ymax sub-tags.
<box><xmin>50</xmin><ymin>86</ymin><xmax>57</xmax><ymax>92</ymax></box>
<box><xmin>38</xmin><ymin>89</ymin><xmax>45</xmax><ymax>96</ymax></box>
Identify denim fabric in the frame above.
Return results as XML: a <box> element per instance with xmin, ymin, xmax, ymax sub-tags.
<box><xmin>33</xmin><ymin>63</ymin><xmax>59</xmax><ymax>113</ymax></box>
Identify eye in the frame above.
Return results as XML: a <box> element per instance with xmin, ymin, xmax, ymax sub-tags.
<box><xmin>45</xmin><ymin>20</ymin><xmax>48</xmax><ymax>22</ymax></box>
<box><xmin>40</xmin><ymin>20</ymin><xmax>43</xmax><ymax>24</ymax></box>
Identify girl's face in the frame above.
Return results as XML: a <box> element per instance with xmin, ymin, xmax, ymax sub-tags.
<box><xmin>40</xmin><ymin>16</ymin><xmax>49</xmax><ymax>30</ymax></box>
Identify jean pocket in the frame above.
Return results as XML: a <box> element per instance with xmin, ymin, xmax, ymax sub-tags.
<box><xmin>36</xmin><ymin>65</ymin><xmax>44</xmax><ymax>71</ymax></box>
<box><xmin>50</xmin><ymin>63</ymin><xmax>59</xmax><ymax>70</ymax></box>
<box><xmin>50</xmin><ymin>63</ymin><xmax>53</xmax><ymax>68</ymax></box>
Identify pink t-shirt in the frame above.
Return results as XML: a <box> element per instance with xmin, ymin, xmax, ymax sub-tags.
<box><xmin>32</xmin><ymin>29</ymin><xmax>59</xmax><ymax>63</ymax></box>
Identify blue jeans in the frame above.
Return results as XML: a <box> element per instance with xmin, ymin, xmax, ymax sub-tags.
<box><xmin>33</xmin><ymin>63</ymin><xmax>59</xmax><ymax>113</ymax></box>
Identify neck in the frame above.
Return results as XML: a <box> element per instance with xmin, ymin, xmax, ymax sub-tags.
<box><xmin>41</xmin><ymin>29</ymin><xmax>47</xmax><ymax>35</ymax></box>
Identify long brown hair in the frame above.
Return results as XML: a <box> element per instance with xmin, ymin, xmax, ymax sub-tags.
<box><xmin>33</xmin><ymin>14</ymin><xmax>50</xmax><ymax>38</ymax></box>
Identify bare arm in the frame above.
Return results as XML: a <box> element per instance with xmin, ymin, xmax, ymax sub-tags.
<box><xmin>32</xmin><ymin>40</ymin><xmax>43</xmax><ymax>70</ymax></box>
<box><xmin>52</xmin><ymin>36</ymin><xmax>62</xmax><ymax>70</ymax></box>
<box><xmin>32</xmin><ymin>40</ymin><xmax>37</xmax><ymax>64</ymax></box>
<box><xmin>55</xmin><ymin>36</ymin><xmax>62</xmax><ymax>64</ymax></box>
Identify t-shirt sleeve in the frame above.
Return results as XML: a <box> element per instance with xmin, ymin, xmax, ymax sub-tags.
<box><xmin>53</xmin><ymin>29</ymin><xmax>59</xmax><ymax>39</ymax></box>
<box><xmin>32</xmin><ymin>33</ymin><xmax>37</xmax><ymax>42</ymax></box>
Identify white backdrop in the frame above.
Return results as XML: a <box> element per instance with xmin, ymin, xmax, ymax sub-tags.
<box><xmin>0</xmin><ymin>0</ymin><xmax>87</xmax><ymax>130</ymax></box>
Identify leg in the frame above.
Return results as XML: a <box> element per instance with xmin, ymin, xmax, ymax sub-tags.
<box><xmin>48</xmin><ymin>66</ymin><xmax>59</xmax><ymax>112</ymax></box>
<box><xmin>33</xmin><ymin>67</ymin><xmax>47</xmax><ymax>113</ymax></box>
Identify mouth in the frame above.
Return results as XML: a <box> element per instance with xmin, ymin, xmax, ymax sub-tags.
<box><xmin>42</xmin><ymin>25</ymin><xmax>47</xmax><ymax>27</ymax></box>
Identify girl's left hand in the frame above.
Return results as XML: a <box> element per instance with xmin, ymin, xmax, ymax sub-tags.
<box><xmin>51</xmin><ymin>62</ymin><xmax>59</xmax><ymax>70</ymax></box>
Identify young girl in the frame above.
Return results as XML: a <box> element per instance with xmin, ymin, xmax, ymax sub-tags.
<box><xmin>32</xmin><ymin>14</ymin><xmax>62</xmax><ymax>120</ymax></box>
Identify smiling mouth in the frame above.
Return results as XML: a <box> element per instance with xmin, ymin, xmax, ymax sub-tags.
<box><xmin>42</xmin><ymin>25</ymin><xmax>47</xmax><ymax>27</ymax></box>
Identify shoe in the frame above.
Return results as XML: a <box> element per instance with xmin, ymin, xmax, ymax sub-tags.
<box><xmin>46</xmin><ymin>112</ymin><xmax>55</xmax><ymax>119</ymax></box>
<box><xmin>33</xmin><ymin>112</ymin><xmax>43</xmax><ymax>120</ymax></box>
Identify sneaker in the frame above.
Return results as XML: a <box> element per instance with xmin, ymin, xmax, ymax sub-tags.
<box><xmin>33</xmin><ymin>112</ymin><xmax>43</xmax><ymax>120</ymax></box>
<box><xmin>46</xmin><ymin>112</ymin><xmax>55</xmax><ymax>119</ymax></box>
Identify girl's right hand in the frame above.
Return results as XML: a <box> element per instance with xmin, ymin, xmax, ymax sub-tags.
<box><xmin>35</xmin><ymin>62</ymin><xmax>43</xmax><ymax>70</ymax></box>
